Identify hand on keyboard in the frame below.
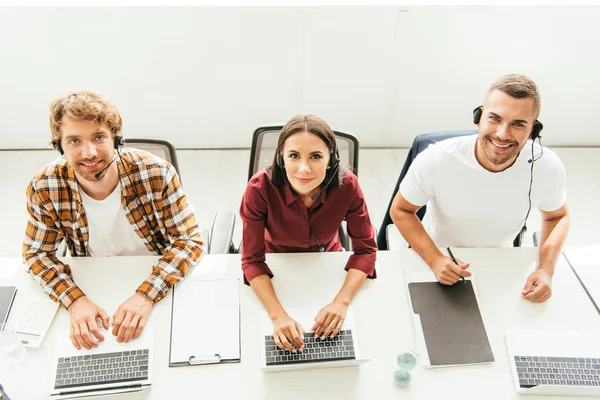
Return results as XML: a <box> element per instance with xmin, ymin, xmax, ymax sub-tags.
<box><xmin>271</xmin><ymin>313</ymin><xmax>305</xmax><ymax>352</ymax></box>
<box><xmin>312</xmin><ymin>300</ymin><xmax>348</xmax><ymax>339</ymax></box>
<box><xmin>68</xmin><ymin>296</ymin><xmax>110</xmax><ymax>350</ymax></box>
<box><xmin>112</xmin><ymin>293</ymin><xmax>154</xmax><ymax>344</ymax></box>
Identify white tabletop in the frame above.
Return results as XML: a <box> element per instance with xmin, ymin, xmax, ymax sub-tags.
<box><xmin>0</xmin><ymin>249</ymin><xmax>599</xmax><ymax>399</ymax></box>
<box><xmin>563</xmin><ymin>243</ymin><xmax>600</xmax><ymax>313</ymax></box>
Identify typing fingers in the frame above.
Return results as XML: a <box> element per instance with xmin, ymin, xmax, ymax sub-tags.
<box><xmin>123</xmin><ymin>315</ymin><xmax>140</xmax><ymax>343</ymax></box>
<box><xmin>133</xmin><ymin>316</ymin><xmax>147</xmax><ymax>340</ymax></box>
<box><xmin>322</xmin><ymin>315</ymin><xmax>341</xmax><ymax>338</ymax></box>
<box><xmin>311</xmin><ymin>310</ymin><xmax>325</xmax><ymax>335</ymax></box>
<box><xmin>78</xmin><ymin>320</ymin><xmax>97</xmax><ymax>349</ymax></box>
<box><xmin>287</xmin><ymin>324</ymin><xmax>304</xmax><ymax>351</ymax></box>
<box><xmin>112</xmin><ymin>309</ymin><xmax>125</xmax><ymax>337</ymax></box>
<box><xmin>88</xmin><ymin>316</ymin><xmax>105</xmax><ymax>343</ymax></box>
<box><xmin>315</xmin><ymin>314</ymin><xmax>334</xmax><ymax>338</ymax></box>
<box><xmin>116</xmin><ymin>313</ymin><xmax>134</xmax><ymax>343</ymax></box>
<box><xmin>278</xmin><ymin>331</ymin><xmax>296</xmax><ymax>352</ymax></box>
<box><xmin>70</xmin><ymin>322</ymin><xmax>81</xmax><ymax>350</ymax></box>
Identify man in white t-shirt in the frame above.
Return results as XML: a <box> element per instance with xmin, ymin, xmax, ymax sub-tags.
<box><xmin>23</xmin><ymin>90</ymin><xmax>204</xmax><ymax>349</ymax></box>
<box><xmin>390</xmin><ymin>74</ymin><xmax>570</xmax><ymax>303</ymax></box>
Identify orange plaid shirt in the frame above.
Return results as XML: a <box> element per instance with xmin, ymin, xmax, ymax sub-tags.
<box><xmin>23</xmin><ymin>149</ymin><xmax>203</xmax><ymax>309</ymax></box>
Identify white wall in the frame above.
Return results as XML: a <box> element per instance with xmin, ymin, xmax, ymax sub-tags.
<box><xmin>0</xmin><ymin>6</ymin><xmax>599</xmax><ymax>149</ymax></box>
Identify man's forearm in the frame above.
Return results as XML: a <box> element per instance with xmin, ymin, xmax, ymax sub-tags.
<box><xmin>538</xmin><ymin>213</ymin><xmax>570</xmax><ymax>276</ymax></box>
<box><xmin>391</xmin><ymin>210</ymin><xmax>443</xmax><ymax>267</ymax></box>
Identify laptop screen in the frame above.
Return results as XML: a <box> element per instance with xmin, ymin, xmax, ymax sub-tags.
<box><xmin>0</xmin><ymin>286</ymin><xmax>17</xmax><ymax>324</ymax></box>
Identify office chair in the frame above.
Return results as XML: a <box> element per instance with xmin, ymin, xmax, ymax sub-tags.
<box><xmin>57</xmin><ymin>138</ymin><xmax>235</xmax><ymax>256</ymax></box>
<box><xmin>377</xmin><ymin>130</ymin><xmax>539</xmax><ymax>250</ymax></box>
<box><xmin>247</xmin><ymin>125</ymin><xmax>360</xmax><ymax>251</ymax></box>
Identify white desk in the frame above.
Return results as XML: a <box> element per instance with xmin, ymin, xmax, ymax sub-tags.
<box><xmin>0</xmin><ymin>249</ymin><xmax>598</xmax><ymax>399</ymax></box>
<box><xmin>563</xmin><ymin>243</ymin><xmax>600</xmax><ymax>313</ymax></box>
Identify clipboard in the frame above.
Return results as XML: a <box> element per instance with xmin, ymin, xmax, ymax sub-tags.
<box><xmin>169</xmin><ymin>278</ymin><xmax>241</xmax><ymax>366</ymax></box>
<box><xmin>406</xmin><ymin>272</ymin><xmax>494</xmax><ymax>367</ymax></box>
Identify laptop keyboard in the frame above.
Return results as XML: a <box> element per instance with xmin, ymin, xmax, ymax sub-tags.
<box><xmin>264</xmin><ymin>330</ymin><xmax>356</xmax><ymax>366</ymax></box>
<box><xmin>54</xmin><ymin>349</ymin><xmax>150</xmax><ymax>389</ymax></box>
<box><xmin>514</xmin><ymin>356</ymin><xmax>600</xmax><ymax>388</ymax></box>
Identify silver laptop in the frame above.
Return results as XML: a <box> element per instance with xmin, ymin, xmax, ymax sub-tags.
<box><xmin>505</xmin><ymin>330</ymin><xmax>600</xmax><ymax>397</ymax></box>
<box><xmin>49</xmin><ymin>326</ymin><xmax>154</xmax><ymax>399</ymax></box>
<box><xmin>260</xmin><ymin>306</ymin><xmax>369</xmax><ymax>372</ymax></box>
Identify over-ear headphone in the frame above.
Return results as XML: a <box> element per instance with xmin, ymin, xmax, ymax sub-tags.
<box><xmin>52</xmin><ymin>135</ymin><xmax>125</xmax><ymax>155</ymax></box>
<box><xmin>472</xmin><ymin>106</ymin><xmax>543</xmax><ymax>141</ymax></box>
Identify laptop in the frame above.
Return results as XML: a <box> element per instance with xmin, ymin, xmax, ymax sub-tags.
<box><xmin>49</xmin><ymin>325</ymin><xmax>154</xmax><ymax>399</ymax></box>
<box><xmin>505</xmin><ymin>330</ymin><xmax>600</xmax><ymax>397</ymax></box>
<box><xmin>260</xmin><ymin>306</ymin><xmax>369</xmax><ymax>372</ymax></box>
<box><xmin>0</xmin><ymin>286</ymin><xmax>17</xmax><ymax>324</ymax></box>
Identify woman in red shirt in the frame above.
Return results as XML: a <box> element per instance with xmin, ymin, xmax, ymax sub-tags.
<box><xmin>240</xmin><ymin>114</ymin><xmax>377</xmax><ymax>352</ymax></box>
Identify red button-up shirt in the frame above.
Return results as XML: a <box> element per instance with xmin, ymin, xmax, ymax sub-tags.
<box><xmin>240</xmin><ymin>169</ymin><xmax>377</xmax><ymax>283</ymax></box>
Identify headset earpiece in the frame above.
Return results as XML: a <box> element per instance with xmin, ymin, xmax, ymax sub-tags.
<box><xmin>531</xmin><ymin>121</ymin><xmax>543</xmax><ymax>141</ymax></box>
<box><xmin>52</xmin><ymin>140</ymin><xmax>64</xmax><ymax>155</ymax></box>
<box><xmin>276</xmin><ymin>152</ymin><xmax>284</xmax><ymax>168</ymax></box>
<box><xmin>473</xmin><ymin>106</ymin><xmax>483</xmax><ymax>124</ymax></box>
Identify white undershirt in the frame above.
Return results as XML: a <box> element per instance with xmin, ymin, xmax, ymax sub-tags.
<box><xmin>79</xmin><ymin>182</ymin><xmax>153</xmax><ymax>257</ymax></box>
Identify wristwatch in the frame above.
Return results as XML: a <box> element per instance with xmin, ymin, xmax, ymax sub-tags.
<box><xmin>0</xmin><ymin>383</ymin><xmax>10</xmax><ymax>400</ymax></box>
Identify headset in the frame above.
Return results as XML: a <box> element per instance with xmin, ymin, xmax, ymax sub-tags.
<box><xmin>52</xmin><ymin>135</ymin><xmax>125</xmax><ymax>156</ymax></box>
<box><xmin>472</xmin><ymin>105</ymin><xmax>543</xmax><ymax>141</ymax></box>
<box><xmin>472</xmin><ymin>105</ymin><xmax>544</xmax><ymax>247</ymax></box>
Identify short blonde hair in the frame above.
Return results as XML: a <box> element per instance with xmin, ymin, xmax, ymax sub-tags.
<box><xmin>49</xmin><ymin>89</ymin><xmax>123</xmax><ymax>144</ymax></box>
<box><xmin>488</xmin><ymin>74</ymin><xmax>541</xmax><ymax>119</ymax></box>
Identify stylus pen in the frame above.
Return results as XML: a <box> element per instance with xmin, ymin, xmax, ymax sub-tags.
<box><xmin>446</xmin><ymin>246</ymin><xmax>465</xmax><ymax>283</ymax></box>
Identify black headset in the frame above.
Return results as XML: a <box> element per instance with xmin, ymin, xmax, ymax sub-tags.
<box><xmin>472</xmin><ymin>105</ymin><xmax>544</xmax><ymax>247</ymax></box>
<box><xmin>52</xmin><ymin>135</ymin><xmax>125</xmax><ymax>155</ymax></box>
<box><xmin>472</xmin><ymin>105</ymin><xmax>543</xmax><ymax>141</ymax></box>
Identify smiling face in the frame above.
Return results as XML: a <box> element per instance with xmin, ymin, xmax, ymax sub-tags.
<box><xmin>59</xmin><ymin>117</ymin><xmax>118</xmax><ymax>183</ymax></box>
<box><xmin>281</xmin><ymin>130</ymin><xmax>331</xmax><ymax>199</ymax></box>
<box><xmin>475</xmin><ymin>89</ymin><xmax>537</xmax><ymax>172</ymax></box>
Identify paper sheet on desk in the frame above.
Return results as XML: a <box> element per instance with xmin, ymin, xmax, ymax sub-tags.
<box><xmin>563</xmin><ymin>244</ymin><xmax>600</xmax><ymax>312</ymax></box>
<box><xmin>405</xmin><ymin>272</ymin><xmax>494</xmax><ymax>367</ymax></box>
<box><xmin>169</xmin><ymin>278</ymin><xmax>240</xmax><ymax>365</ymax></box>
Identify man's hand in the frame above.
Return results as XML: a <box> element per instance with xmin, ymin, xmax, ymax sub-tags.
<box><xmin>112</xmin><ymin>293</ymin><xmax>154</xmax><ymax>343</ymax></box>
<box><xmin>312</xmin><ymin>300</ymin><xmax>348</xmax><ymax>339</ymax></box>
<box><xmin>522</xmin><ymin>268</ymin><xmax>552</xmax><ymax>303</ymax></box>
<box><xmin>430</xmin><ymin>255</ymin><xmax>471</xmax><ymax>285</ymax></box>
<box><xmin>68</xmin><ymin>296</ymin><xmax>110</xmax><ymax>350</ymax></box>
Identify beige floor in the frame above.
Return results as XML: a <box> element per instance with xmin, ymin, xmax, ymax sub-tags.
<box><xmin>1</xmin><ymin>147</ymin><xmax>598</xmax><ymax>257</ymax></box>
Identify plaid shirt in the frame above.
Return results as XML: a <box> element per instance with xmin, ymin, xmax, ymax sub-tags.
<box><xmin>23</xmin><ymin>148</ymin><xmax>203</xmax><ymax>309</ymax></box>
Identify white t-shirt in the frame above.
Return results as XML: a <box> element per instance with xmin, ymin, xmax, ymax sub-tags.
<box><xmin>399</xmin><ymin>135</ymin><xmax>567</xmax><ymax>247</ymax></box>
<box><xmin>79</xmin><ymin>182</ymin><xmax>153</xmax><ymax>257</ymax></box>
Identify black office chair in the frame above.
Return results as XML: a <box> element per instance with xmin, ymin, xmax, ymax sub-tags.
<box><xmin>247</xmin><ymin>125</ymin><xmax>360</xmax><ymax>251</ymax></box>
<box><xmin>58</xmin><ymin>138</ymin><xmax>235</xmax><ymax>256</ymax></box>
<box><xmin>377</xmin><ymin>130</ymin><xmax>537</xmax><ymax>250</ymax></box>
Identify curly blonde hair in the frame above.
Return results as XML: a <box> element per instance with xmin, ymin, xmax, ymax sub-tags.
<box><xmin>49</xmin><ymin>89</ymin><xmax>123</xmax><ymax>144</ymax></box>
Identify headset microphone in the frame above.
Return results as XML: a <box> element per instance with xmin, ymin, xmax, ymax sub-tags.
<box><xmin>94</xmin><ymin>156</ymin><xmax>118</xmax><ymax>179</ymax></box>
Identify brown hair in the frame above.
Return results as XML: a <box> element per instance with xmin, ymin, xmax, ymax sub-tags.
<box><xmin>49</xmin><ymin>89</ymin><xmax>123</xmax><ymax>145</ymax></box>
<box><xmin>269</xmin><ymin>114</ymin><xmax>343</xmax><ymax>187</ymax></box>
<box><xmin>488</xmin><ymin>74</ymin><xmax>541</xmax><ymax>119</ymax></box>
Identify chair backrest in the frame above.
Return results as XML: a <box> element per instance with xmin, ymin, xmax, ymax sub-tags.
<box><xmin>248</xmin><ymin>126</ymin><xmax>359</xmax><ymax>181</ymax></box>
<box><xmin>377</xmin><ymin>130</ymin><xmax>477</xmax><ymax>250</ymax></box>
<box><xmin>124</xmin><ymin>138</ymin><xmax>181</xmax><ymax>178</ymax></box>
